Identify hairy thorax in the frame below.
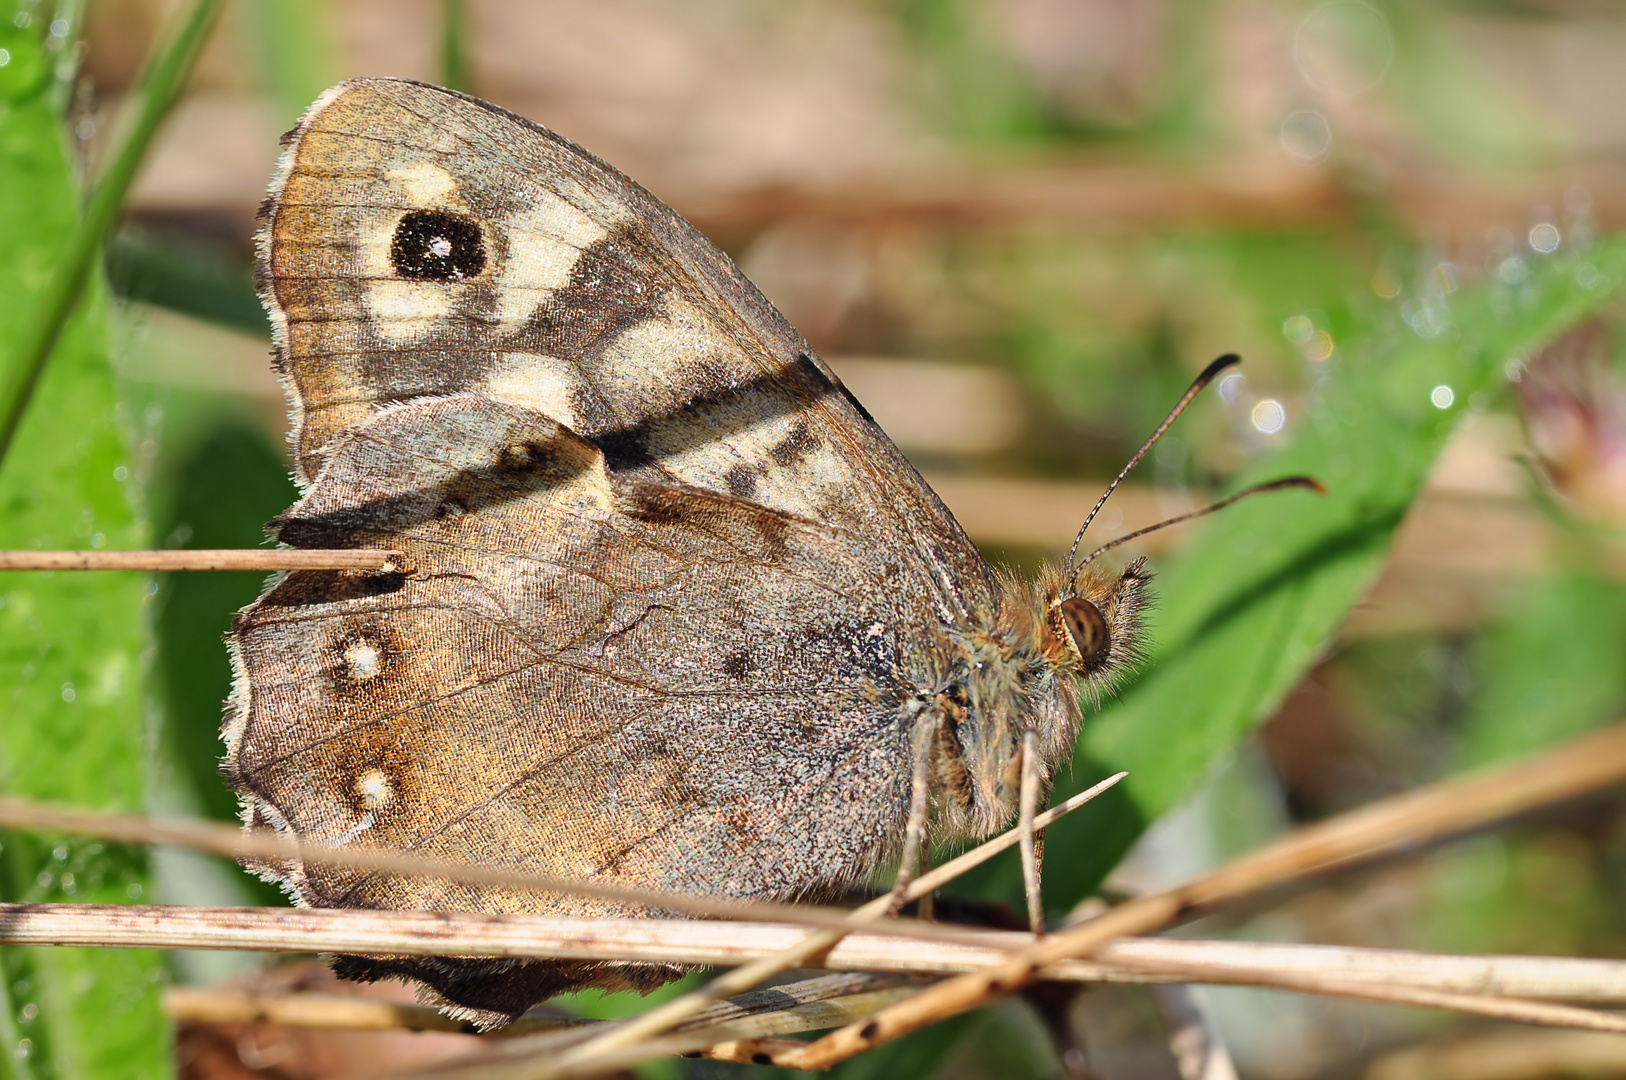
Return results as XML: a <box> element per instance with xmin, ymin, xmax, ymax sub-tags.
<box><xmin>923</xmin><ymin>557</ymin><xmax>1151</xmax><ymax>842</ymax></box>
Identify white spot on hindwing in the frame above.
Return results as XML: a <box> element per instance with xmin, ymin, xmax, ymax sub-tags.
<box><xmin>353</xmin><ymin>768</ymin><xmax>394</xmax><ymax>810</ymax></box>
<box><xmin>343</xmin><ymin>640</ymin><xmax>383</xmax><ymax>681</ymax></box>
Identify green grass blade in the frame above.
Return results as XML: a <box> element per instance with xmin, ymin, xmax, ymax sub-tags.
<box><xmin>105</xmin><ymin>226</ymin><xmax>265</xmax><ymax>334</ymax></box>
<box><xmin>1459</xmin><ymin>567</ymin><xmax>1626</xmax><ymax>768</ymax></box>
<box><xmin>440</xmin><ymin>0</ymin><xmax>475</xmax><ymax>94</ymax></box>
<box><xmin>0</xmin><ymin>22</ymin><xmax>168</xmax><ymax>1080</ymax></box>
<box><xmin>1036</xmin><ymin>240</ymin><xmax>1626</xmax><ymax>908</ymax></box>
<box><xmin>0</xmin><ymin>0</ymin><xmax>222</xmax><ymax>468</ymax></box>
<box><xmin>236</xmin><ymin>0</ymin><xmax>339</xmax><ymax>128</ymax></box>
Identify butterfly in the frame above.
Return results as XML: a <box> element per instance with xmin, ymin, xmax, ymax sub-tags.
<box><xmin>225</xmin><ymin>78</ymin><xmax>1179</xmax><ymax>1030</ymax></box>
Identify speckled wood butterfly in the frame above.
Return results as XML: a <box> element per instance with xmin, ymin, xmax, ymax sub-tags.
<box><xmin>226</xmin><ymin>78</ymin><xmax>1166</xmax><ymax>1029</ymax></box>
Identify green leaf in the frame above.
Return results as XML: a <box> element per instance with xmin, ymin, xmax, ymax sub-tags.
<box><xmin>105</xmin><ymin>226</ymin><xmax>265</xmax><ymax>336</ymax></box>
<box><xmin>237</xmin><ymin>0</ymin><xmax>340</xmax><ymax>128</ymax></box>
<box><xmin>0</xmin><ymin>25</ymin><xmax>167</xmax><ymax>1080</ymax></box>
<box><xmin>1039</xmin><ymin>239</ymin><xmax>1626</xmax><ymax>909</ymax></box>
<box><xmin>1458</xmin><ymin>567</ymin><xmax>1626</xmax><ymax>768</ymax></box>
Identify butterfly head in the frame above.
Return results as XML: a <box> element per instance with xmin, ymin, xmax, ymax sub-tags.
<box><xmin>1036</xmin><ymin>559</ymin><xmax>1151</xmax><ymax>696</ymax></box>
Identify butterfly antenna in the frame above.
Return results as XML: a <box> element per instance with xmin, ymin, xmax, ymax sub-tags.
<box><xmin>1065</xmin><ymin>353</ymin><xmax>1240</xmax><ymax>577</ymax></box>
<box><xmin>1076</xmin><ymin>476</ymin><xmax>1324</xmax><ymax>570</ymax></box>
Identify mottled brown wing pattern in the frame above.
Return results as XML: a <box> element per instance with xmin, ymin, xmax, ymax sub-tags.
<box><xmin>260</xmin><ymin>77</ymin><xmax>996</xmax><ymax>623</ymax></box>
<box><xmin>229</xmin><ymin>396</ymin><xmax>927</xmax><ymax>908</ymax></box>
<box><xmin>227</xmin><ymin>395</ymin><xmax>944</xmax><ymax>1020</ymax></box>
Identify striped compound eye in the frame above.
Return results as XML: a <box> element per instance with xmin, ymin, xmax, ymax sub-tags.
<box><xmin>390</xmin><ymin>209</ymin><xmax>486</xmax><ymax>281</ymax></box>
<box><xmin>1059</xmin><ymin>597</ymin><xmax>1110</xmax><ymax>668</ymax></box>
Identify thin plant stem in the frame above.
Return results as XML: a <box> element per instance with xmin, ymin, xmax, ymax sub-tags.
<box><xmin>440</xmin><ymin>0</ymin><xmax>474</xmax><ymax>93</ymax></box>
<box><xmin>21</xmin><ymin>907</ymin><xmax>1626</xmax><ymax>1004</ymax></box>
<box><xmin>780</xmin><ymin>717</ymin><xmax>1626</xmax><ymax>1069</ymax></box>
<box><xmin>0</xmin><ymin>549</ymin><xmax>402</xmax><ymax>571</ymax></box>
<box><xmin>0</xmin><ymin>0</ymin><xmax>224</xmax><ymax>468</ymax></box>
<box><xmin>0</xmin><ymin>797</ymin><xmax>1014</xmax><ymax>948</ymax></box>
<box><xmin>545</xmin><ymin>773</ymin><xmax>1126</xmax><ymax>1076</ymax></box>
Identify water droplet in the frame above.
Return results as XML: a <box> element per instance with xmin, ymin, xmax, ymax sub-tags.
<box><xmin>1279</xmin><ymin>110</ymin><xmax>1332</xmax><ymax>164</ymax></box>
<box><xmin>1304</xmin><ymin>331</ymin><xmax>1335</xmax><ymax>362</ymax></box>
<box><xmin>1528</xmin><ymin>223</ymin><xmax>1560</xmax><ymax>255</ymax></box>
<box><xmin>126</xmin><ymin>882</ymin><xmax>143</xmax><ymax>899</ymax></box>
<box><xmin>1217</xmin><ymin>372</ymin><xmax>1246</xmax><ymax>403</ymax></box>
<box><xmin>1574</xmin><ymin>263</ymin><xmax>1601</xmax><ymax>290</ymax></box>
<box><xmin>59</xmin><ymin>873</ymin><xmax>74</xmax><ymax>894</ymax></box>
<box><xmin>1371</xmin><ymin>265</ymin><xmax>1401</xmax><ymax>299</ymax></box>
<box><xmin>60</xmin><ymin>683</ymin><xmax>75</xmax><ymax>703</ymax></box>
<box><xmin>1282</xmin><ymin>314</ymin><xmax>1315</xmax><ymax>344</ymax></box>
<box><xmin>1252</xmin><ymin>400</ymin><xmax>1287</xmax><ymax>434</ymax></box>
<box><xmin>0</xmin><ymin>49</ymin><xmax>11</xmax><ymax>67</ymax></box>
<box><xmin>48</xmin><ymin>18</ymin><xmax>68</xmax><ymax>38</ymax></box>
<box><xmin>1499</xmin><ymin>256</ymin><xmax>1528</xmax><ymax>285</ymax></box>
<box><xmin>113</xmin><ymin>466</ymin><xmax>128</xmax><ymax>482</ymax></box>
<box><xmin>1431</xmin><ymin>385</ymin><xmax>1455</xmax><ymax>409</ymax></box>
<box><xmin>18</xmin><ymin>1003</ymin><xmax>36</xmax><ymax>1023</ymax></box>
<box><xmin>1293</xmin><ymin>1</ymin><xmax>1394</xmax><ymax>98</ymax></box>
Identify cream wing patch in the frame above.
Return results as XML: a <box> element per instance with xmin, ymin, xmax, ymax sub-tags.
<box><xmin>483</xmin><ymin>352</ymin><xmax>588</xmax><ymax>429</ymax></box>
<box><xmin>492</xmin><ymin>190</ymin><xmax>613</xmax><ymax>334</ymax></box>
<box><xmin>594</xmin><ymin>297</ymin><xmax>855</xmax><ymax>519</ymax></box>
<box><xmin>595</xmin><ymin>298</ymin><xmax>733</xmax><ymax>413</ymax></box>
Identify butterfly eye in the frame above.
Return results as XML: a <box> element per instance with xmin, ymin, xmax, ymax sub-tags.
<box><xmin>390</xmin><ymin>209</ymin><xmax>486</xmax><ymax>281</ymax></box>
<box><xmin>1059</xmin><ymin>597</ymin><xmax>1110</xmax><ymax>666</ymax></box>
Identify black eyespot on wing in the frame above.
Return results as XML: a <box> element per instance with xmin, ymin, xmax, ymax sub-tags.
<box><xmin>390</xmin><ymin>210</ymin><xmax>487</xmax><ymax>281</ymax></box>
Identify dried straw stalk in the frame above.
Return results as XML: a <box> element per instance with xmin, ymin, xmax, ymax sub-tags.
<box><xmin>166</xmin><ymin>973</ymin><xmax>913</xmax><ymax>1070</ymax></box>
<box><xmin>779</xmin><ymin>718</ymin><xmax>1626</xmax><ymax>1069</ymax></box>
<box><xmin>0</xmin><ymin>549</ymin><xmax>402</xmax><ymax>571</ymax></box>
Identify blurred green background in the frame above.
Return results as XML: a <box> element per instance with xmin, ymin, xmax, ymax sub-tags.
<box><xmin>5</xmin><ymin>1</ymin><xmax>1626</xmax><ymax>1078</ymax></box>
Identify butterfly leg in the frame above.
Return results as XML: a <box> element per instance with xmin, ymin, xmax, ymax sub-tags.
<box><xmin>887</xmin><ymin>710</ymin><xmax>937</xmax><ymax>915</ymax></box>
<box><xmin>1019</xmin><ymin>728</ymin><xmax>1046</xmax><ymax>936</ymax></box>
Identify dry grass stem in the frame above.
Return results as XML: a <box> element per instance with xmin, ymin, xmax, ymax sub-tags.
<box><xmin>166</xmin><ymin>974</ymin><xmax>905</xmax><ymax>1071</ymax></box>
<box><xmin>22</xmin><ymin>903</ymin><xmax>1626</xmax><ymax>1005</ymax></box>
<box><xmin>544</xmin><ymin>772</ymin><xmax>1126</xmax><ymax>1073</ymax></box>
<box><xmin>0</xmin><ymin>548</ymin><xmax>403</xmax><ymax>571</ymax></box>
<box><xmin>394</xmin><ymin>974</ymin><xmax>921</xmax><ymax>1079</ymax></box>
<box><xmin>0</xmin><ymin>903</ymin><xmax>1015</xmax><ymax>965</ymax></box>
<box><xmin>1167</xmin><ymin>972</ymin><xmax>1626</xmax><ymax>1036</ymax></box>
<box><xmin>164</xmin><ymin>987</ymin><xmax>581</xmax><ymax>1036</ymax></box>
<box><xmin>0</xmin><ymin>798</ymin><xmax>984</xmax><ymax>946</ymax></box>
<box><xmin>781</xmin><ymin>718</ymin><xmax>1626</xmax><ymax>1069</ymax></box>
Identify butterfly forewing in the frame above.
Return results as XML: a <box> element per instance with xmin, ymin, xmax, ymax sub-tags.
<box><xmin>261</xmin><ymin>78</ymin><xmax>995</xmax><ymax>621</ymax></box>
